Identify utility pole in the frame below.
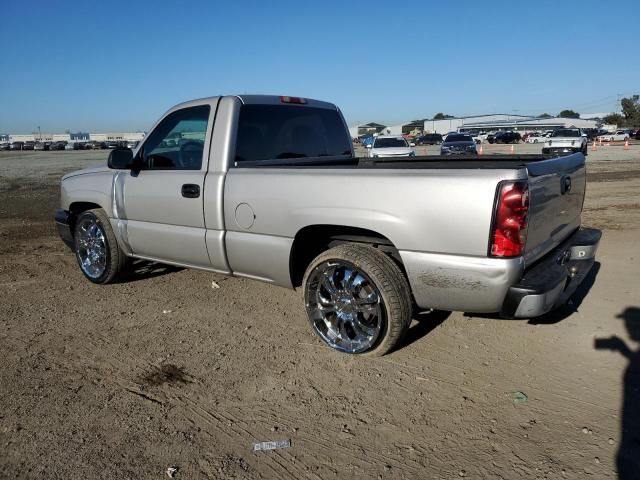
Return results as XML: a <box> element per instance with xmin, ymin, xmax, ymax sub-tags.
<box><xmin>616</xmin><ymin>93</ymin><xmax>622</xmax><ymax>114</ymax></box>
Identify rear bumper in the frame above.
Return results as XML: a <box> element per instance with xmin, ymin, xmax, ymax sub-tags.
<box><xmin>500</xmin><ymin>227</ymin><xmax>601</xmax><ymax>318</ymax></box>
<box><xmin>55</xmin><ymin>208</ymin><xmax>74</xmax><ymax>249</ymax></box>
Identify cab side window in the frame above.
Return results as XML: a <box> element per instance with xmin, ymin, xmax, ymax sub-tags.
<box><xmin>139</xmin><ymin>105</ymin><xmax>210</xmax><ymax>170</ymax></box>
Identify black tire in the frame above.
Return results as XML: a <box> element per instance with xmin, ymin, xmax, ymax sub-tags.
<box><xmin>73</xmin><ymin>208</ymin><xmax>129</xmax><ymax>284</ymax></box>
<box><xmin>302</xmin><ymin>244</ymin><xmax>412</xmax><ymax>356</ymax></box>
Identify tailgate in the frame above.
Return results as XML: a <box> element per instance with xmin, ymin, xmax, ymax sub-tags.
<box><xmin>524</xmin><ymin>153</ymin><xmax>586</xmax><ymax>266</ymax></box>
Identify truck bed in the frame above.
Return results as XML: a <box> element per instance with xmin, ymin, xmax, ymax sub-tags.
<box><xmin>235</xmin><ymin>153</ymin><xmax>579</xmax><ymax>172</ymax></box>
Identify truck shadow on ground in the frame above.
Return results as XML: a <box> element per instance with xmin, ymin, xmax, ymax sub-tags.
<box><xmin>595</xmin><ymin>307</ymin><xmax>640</xmax><ymax>479</ymax></box>
<box><xmin>527</xmin><ymin>261</ymin><xmax>601</xmax><ymax>325</ymax></box>
<box><xmin>125</xmin><ymin>260</ymin><xmax>184</xmax><ymax>282</ymax></box>
<box><xmin>399</xmin><ymin>309</ymin><xmax>451</xmax><ymax>349</ymax></box>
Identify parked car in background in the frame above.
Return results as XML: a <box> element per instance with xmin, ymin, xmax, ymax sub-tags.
<box><xmin>480</xmin><ymin>132</ymin><xmax>497</xmax><ymax>143</ymax></box>
<box><xmin>526</xmin><ymin>133</ymin><xmax>548</xmax><ymax>143</ymax></box>
<box><xmin>414</xmin><ymin>133</ymin><xmax>443</xmax><ymax>145</ymax></box>
<box><xmin>636</xmin><ymin>130</ymin><xmax>640</xmax><ymax>140</ymax></box>
<box><xmin>440</xmin><ymin>133</ymin><xmax>477</xmax><ymax>155</ymax></box>
<box><xmin>360</xmin><ymin>136</ymin><xmax>374</xmax><ymax>148</ymax></box>
<box><xmin>23</xmin><ymin>141</ymin><xmax>36</xmax><ymax>150</ymax></box>
<box><xmin>597</xmin><ymin>130</ymin><xmax>630</xmax><ymax>142</ymax></box>
<box><xmin>0</xmin><ymin>142</ymin><xmax>11</xmax><ymax>150</ymax></box>
<box><xmin>34</xmin><ymin>142</ymin><xmax>45</xmax><ymax>150</ymax></box>
<box><xmin>49</xmin><ymin>142</ymin><xmax>66</xmax><ymax>151</ymax></box>
<box><xmin>10</xmin><ymin>141</ymin><xmax>24</xmax><ymax>150</ymax></box>
<box><xmin>475</xmin><ymin>132</ymin><xmax>494</xmax><ymax>144</ymax></box>
<box><xmin>542</xmin><ymin>128</ymin><xmax>588</xmax><ymax>156</ymax></box>
<box><xmin>368</xmin><ymin>135</ymin><xmax>415</xmax><ymax>157</ymax></box>
<box><xmin>578</xmin><ymin>129</ymin><xmax>595</xmax><ymax>140</ymax></box>
<box><xmin>493</xmin><ymin>131</ymin><xmax>521</xmax><ymax>144</ymax></box>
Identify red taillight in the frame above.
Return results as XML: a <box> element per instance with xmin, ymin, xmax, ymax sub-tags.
<box><xmin>279</xmin><ymin>96</ymin><xmax>306</xmax><ymax>104</ymax></box>
<box><xmin>490</xmin><ymin>181</ymin><xmax>529</xmax><ymax>257</ymax></box>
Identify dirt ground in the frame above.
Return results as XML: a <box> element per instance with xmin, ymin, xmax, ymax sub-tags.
<box><xmin>1</xmin><ymin>145</ymin><xmax>639</xmax><ymax>479</ymax></box>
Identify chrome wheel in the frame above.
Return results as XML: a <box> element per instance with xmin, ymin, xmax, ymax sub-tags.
<box><xmin>305</xmin><ymin>260</ymin><xmax>385</xmax><ymax>353</ymax></box>
<box><xmin>75</xmin><ymin>217</ymin><xmax>108</xmax><ymax>279</ymax></box>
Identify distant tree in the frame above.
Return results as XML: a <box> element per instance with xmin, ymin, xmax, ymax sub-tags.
<box><xmin>432</xmin><ymin>113</ymin><xmax>455</xmax><ymax>120</ymax></box>
<box><xmin>559</xmin><ymin>109</ymin><xmax>580</xmax><ymax>119</ymax></box>
<box><xmin>602</xmin><ymin>113</ymin><xmax>624</xmax><ymax>125</ymax></box>
<box><xmin>537</xmin><ymin>113</ymin><xmax>553</xmax><ymax>118</ymax></box>
<box><xmin>620</xmin><ymin>95</ymin><xmax>640</xmax><ymax>125</ymax></box>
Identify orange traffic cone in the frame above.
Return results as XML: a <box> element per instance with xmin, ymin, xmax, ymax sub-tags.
<box><xmin>510</xmin><ymin>144</ymin><xmax>515</xmax><ymax>154</ymax></box>
<box><xmin>478</xmin><ymin>144</ymin><xmax>484</xmax><ymax>155</ymax></box>
<box><xmin>624</xmin><ymin>139</ymin><xmax>630</xmax><ymax>150</ymax></box>
<box><xmin>591</xmin><ymin>140</ymin><xmax>597</xmax><ymax>151</ymax></box>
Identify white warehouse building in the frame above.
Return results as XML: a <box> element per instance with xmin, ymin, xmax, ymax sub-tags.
<box><xmin>4</xmin><ymin>132</ymin><xmax>145</xmax><ymax>143</ymax></box>
<box><xmin>349</xmin><ymin>114</ymin><xmax>602</xmax><ymax>138</ymax></box>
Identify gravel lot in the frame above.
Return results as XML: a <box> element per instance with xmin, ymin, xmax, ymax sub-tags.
<box><xmin>1</xmin><ymin>145</ymin><xmax>639</xmax><ymax>479</ymax></box>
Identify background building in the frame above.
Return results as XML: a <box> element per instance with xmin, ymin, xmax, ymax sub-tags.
<box><xmin>4</xmin><ymin>132</ymin><xmax>145</xmax><ymax>143</ymax></box>
<box><xmin>349</xmin><ymin>112</ymin><xmax>605</xmax><ymax>139</ymax></box>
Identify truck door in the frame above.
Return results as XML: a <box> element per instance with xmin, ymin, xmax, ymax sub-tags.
<box><xmin>121</xmin><ymin>104</ymin><xmax>213</xmax><ymax>268</ymax></box>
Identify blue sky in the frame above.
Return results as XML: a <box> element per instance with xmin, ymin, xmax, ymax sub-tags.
<box><xmin>0</xmin><ymin>0</ymin><xmax>638</xmax><ymax>133</ymax></box>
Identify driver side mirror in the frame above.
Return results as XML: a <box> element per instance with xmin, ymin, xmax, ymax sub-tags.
<box><xmin>409</xmin><ymin>142</ymin><xmax>416</xmax><ymax>147</ymax></box>
<box><xmin>108</xmin><ymin>147</ymin><xmax>134</xmax><ymax>169</ymax></box>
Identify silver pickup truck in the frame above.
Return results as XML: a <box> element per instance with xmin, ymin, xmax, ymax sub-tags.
<box><xmin>542</xmin><ymin>128</ymin><xmax>589</xmax><ymax>156</ymax></box>
<box><xmin>55</xmin><ymin>95</ymin><xmax>601</xmax><ymax>356</ymax></box>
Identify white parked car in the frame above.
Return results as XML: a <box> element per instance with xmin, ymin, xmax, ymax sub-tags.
<box><xmin>526</xmin><ymin>133</ymin><xmax>550</xmax><ymax>143</ymax></box>
<box><xmin>475</xmin><ymin>132</ymin><xmax>495</xmax><ymax>143</ymax></box>
<box><xmin>597</xmin><ymin>130</ymin><xmax>629</xmax><ymax>142</ymax></box>
<box><xmin>367</xmin><ymin>135</ymin><xmax>415</xmax><ymax>157</ymax></box>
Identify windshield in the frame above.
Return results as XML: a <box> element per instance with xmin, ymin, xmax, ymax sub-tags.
<box><xmin>374</xmin><ymin>137</ymin><xmax>408</xmax><ymax>148</ymax></box>
<box><xmin>552</xmin><ymin>129</ymin><xmax>581</xmax><ymax>137</ymax></box>
<box><xmin>444</xmin><ymin>134</ymin><xmax>472</xmax><ymax>143</ymax></box>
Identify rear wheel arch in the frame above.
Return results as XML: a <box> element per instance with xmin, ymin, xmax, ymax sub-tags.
<box><xmin>289</xmin><ymin>225</ymin><xmax>404</xmax><ymax>288</ymax></box>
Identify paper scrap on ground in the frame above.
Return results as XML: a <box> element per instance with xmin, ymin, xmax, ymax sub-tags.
<box><xmin>253</xmin><ymin>439</ymin><xmax>291</xmax><ymax>451</ymax></box>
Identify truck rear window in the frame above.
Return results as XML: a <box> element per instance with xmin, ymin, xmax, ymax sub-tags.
<box><xmin>234</xmin><ymin>105</ymin><xmax>351</xmax><ymax>163</ymax></box>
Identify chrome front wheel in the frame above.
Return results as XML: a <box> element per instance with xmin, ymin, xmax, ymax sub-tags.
<box><xmin>76</xmin><ymin>216</ymin><xmax>108</xmax><ymax>279</ymax></box>
<box><xmin>73</xmin><ymin>208</ymin><xmax>129</xmax><ymax>284</ymax></box>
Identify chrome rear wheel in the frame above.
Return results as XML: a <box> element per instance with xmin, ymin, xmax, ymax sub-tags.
<box><xmin>305</xmin><ymin>260</ymin><xmax>385</xmax><ymax>353</ymax></box>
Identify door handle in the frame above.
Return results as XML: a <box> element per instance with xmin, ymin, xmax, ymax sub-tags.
<box><xmin>181</xmin><ymin>184</ymin><xmax>200</xmax><ymax>198</ymax></box>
